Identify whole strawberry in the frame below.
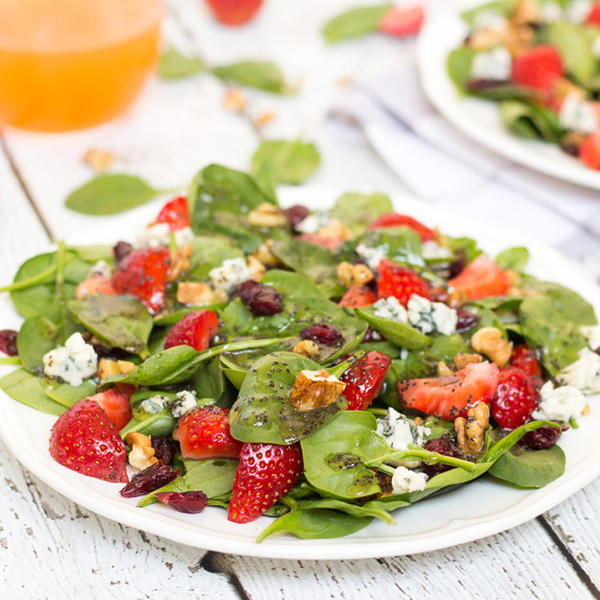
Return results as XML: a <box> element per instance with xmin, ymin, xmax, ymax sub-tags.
<box><xmin>173</xmin><ymin>406</ymin><xmax>242</xmax><ymax>460</ymax></box>
<box><xmin>228</xmin><ymin>443</ymin><xmax>302</xmax><ymax>523</ymax></box>
<box><xmin>49</xmin><ymin>399</ymin><xmax>128</xmax><ymax>483</ymax></box>
<box><xmin>510</xmin><ymin>344</ymin><xmax>541</xmax><ymax>378</ymax></box>
<box><xmin>341</xmin><ymin>351</ymin><xmax>391</xmax><ymax>410</ymax></box>
<box><xmin>154</xmin><ymin>196</ymin><xmax>190</xmax><ymax>231</ymax></box>
<box><xmin>164</xmin><ymin>309</ymin><xmax>219</xmax><ymax>352</ymax></box>
<box><xmin>368</xmin><ymin>213</ymin><xmax>434</xmax><ymax>240</ymax></box>
<box><xmin>490</xmin><ymin>367</ymin><xmax>540</xmax><ymax>430</ymax></box>
<box><xmin>205</xmin><ymin>0</ymin><xmax>264</xmax><ymax>26</ymax></box>
<box><xmin>377</xmin><ymin>259</ymin><xmax>430</xmax><ymax>306</ymax></box>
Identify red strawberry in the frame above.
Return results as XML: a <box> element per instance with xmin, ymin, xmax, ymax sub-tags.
<box><xmin>398</xmin><ymin>361</ymin><xmax>500</xmax><ymax>420</ymax></box>
<box><xmin>205</xmin><ymin>0</ymin><xmax>264</xmax><ymax>26</ymax></box>
<box><xmin>379</xmin><ymin>4</ymin><xmax>425</xmax><ymax>37</ymax></box>
<box><xmin>580</xmin><ymin>130</ymin><xmax>600</xmax><ymax>170</ymax></box>
<box><xmin>228</xmin><ymin>443</ymin><xmax>302</xmax><ymax>523</ymax></box>
<box><xmin>112</xmin><ymin>247</ymin><xmax>169</xmax><ymax>315</ymax></box>
<box><xmin>586</xmin><ymin>4</ymin><xmax>600</xmax><ymax>26</ymax></box>
<box><xmin>164</xmin><ymin>309</ymin><xmax>219</xmax><ymax>351</ymax></box>
<box><xmin>339</xmin><ymin>285</ymin><xmax>377</xmax><ymax>308</ymax></box>
<box><xmin>510</xmin><ymin>344</ymin><xmax>541</xmax><ymax>378</ymax></box>
<box><xmin>297</xmin><ymin>233</ymin><xmax>344</xmax><ymax>250</ymax></box>
<box><xmin>88</xmin><ymin>384</ymin><xmax>135</xmax><ymax>430</ymax></box>
<box><xmin>154</xmin><ymin>196</ymin><xmax>190</xmax><ymax>231</ymax></box>
<box><xmin>368</xmin><ymin>212</ymin><xmax>435</xmax><ymax>241</ymax></box>
<box><xmin>512</xmin><ymin>45</ymin><xmax>563</xmax><ymax>93</ymax></box>
<box><xmin>173</xmin><ymin>406</ymin><xmax>242</xmax><ymax>460</ymax></box>
<box><xmin>341</xmin><ymin>351</ymin><xmax>391</xmax><ymax>410</ymax></box>
<box><xmin>490</xmin><ymin>367</ymin><xmax>540</xmax><ymax>429</ymax></box>
<box><xmin>448</xmin><ymin>255</ymin><xmax>509</xmax><ymax>302</ymax></box>
<box><xmin>377</xmin><ymin>259</ymin><xmax>430</xmax><ymax>305</ymax></box>
<box><xmin>75</xmin><ymin>274</ymin><xmax>117</xmax><ymax>299</ymax></box>
<box><xmin>49</xmin><ymin>399</ymin><xmax>128</xmax><ymax>483</ymax></box>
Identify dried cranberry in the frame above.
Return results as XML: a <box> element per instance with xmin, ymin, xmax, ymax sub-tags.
<box><xmin>0</xmin><ymin>330</ymin><xmax>18</xmax><ymax>356</ymax></box>
<box><xmin>455</xmin><ymin>308</ymin><xmax>480</xmax><ymax>332</ymax></box>
<box><xmin>429</xmin><ymin>286</ymin><xmax>449</xmax><ymax>304</ymax></box>
<box><xmin>519</xmin><ymin>424</ymin><xmax>566</xmax><ymax>450</ymax></box>
<box><xmin>151</xmin><ymin>436</ymin><xmax>176</xmax><ymax>466</ymax></box>
<box><xmin>119</xmin><ymin>462</ymin><xmax>178</xmax><ymax>498</ymax></box>
<box><xmin>595</xmin><ymin>347</ymin><xmax>600</xmax><ymax>356</ymax></box>
<box><xmin>448</xmin><ymin>251</ymin><xmax>467</xmax><ymax>279</ymax></box>
<box><xmin>560</xmin><ymin>142</ymin><xmax>580</xmax><ymax>157</ymax></box>
<box><xmin>155</xmin><ymin>491</ymin><xmax>208</xmax><ymax>513</ymax></box>
<box><xmin>300</xmin><ymin>323</ymin><xmax>344</xmax><ymax>346</ymax></box>
<box><xmin>113</xmin><ymin>241</ymin><xmax>133</xmax><ymax>263</ymax></box>
<box><xmin>237</xmin><ymin>279</ymin><xmax>283</xmax><ymax>316</ymax></box>
<box><xmin>285</xmin><ymin>204</ymin><xmax>310</xmax><ymax>232</ymax></box>
<box><xmin>467</xmin><ymin>78</ymin><xmax>510</xmax><ymax>91</ymax></box>
<box><xmin>422</xmin><ymin>436</ymin><xmax>459</xmax><ymax>478</ymax></box>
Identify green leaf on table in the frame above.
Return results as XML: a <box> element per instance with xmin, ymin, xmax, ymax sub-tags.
<box><xmin>446</xmin><ymin>46</ymin><xmax>477</xmax><ymax>93</ymax></box>
<box><xmin>65</xmin><ymin>174</ymin><xmax>162</xmax><ymax>216</ymax></box>
<box><xmin>212</xmin><ymin>61</ymin><xmax>292</xmax><ymax>94</ymax></box>
<box><xmin>495</xmin><ymin>247</ymin><xmax>529</xmax><ymax>271</ymax></box>
<box><xmin>330</xmin><ymin>192</ymin><xmax>392</xmax><ymax>235</ymax></box>
<box><xmin>322</xmin><ymin>4</ymin><xmax>392</xmax><ymax>44</ymax></box>
<box><xmin>157</xmin><ymin>46</ymin><xmax>204</xmax><ymax>80</ymax></box>
<box><xmin>251</xmin><ymin>140</ymin><xmax>321</xmax><ymax>185</ymax></box>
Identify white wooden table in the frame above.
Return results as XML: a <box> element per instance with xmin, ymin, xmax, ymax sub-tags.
<box><xmin>1</xmin><ymin>1</ymin><xmax>599</xmax><ymax>598</ymax></box>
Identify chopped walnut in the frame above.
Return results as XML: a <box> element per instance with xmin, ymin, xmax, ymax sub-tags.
<box><xmin>317</xmin><ymin>219</ymin><xmax>352</xmax><ymax>241</ymax></box>
<box><xmin>253</xmin><ymin>110</ymin><xmax>276</xmax><ymax>129</ymax></box>
<box><xmin>292</xmin><ymin>339</ymin><xmax>319</xmax><ymax>358</ymax></box>
<box><xmin>83</xmin><ymin>148</ymin><xmax>116</xmax><ymax>172</ymax></box>
<box><xmin>289</xmin><ymin>369</ymin><xmax>346</xmax><ymax>412</ymax></box>
<box><xmin>471</xmin><ymin>327</ymin><xmax>513</xmax><ymax>366</ymax></box>
<box><xmin>552</xmin><ymin>78</ymin><xmax>586</xmax><ymax>106</ymax></box>
<box><xmin>582</xmin><ymin>403</ymin><xmax>591</xmax><ymax>416</ymax></box>
<box><xmin>453</xmin><ymin>353</ymin><xmax>483</xmax><ymax>370</ymax></box>
<box><xmin>223</xmin><ymin>88</ymin><xmax>246</xmax><ymax>112</ymax></box>
<box><xmin>336</xmin><ymin>262</ymin><xmax>374</xmax><ymax>287</ymax></box>
<box><xmin>468</xmin><ymin>26</ymin><xmax>507</xmax><ymax>51</ymax></box>
<box><xmin>247</xmin><ymin>255</ymin><xmax>266</xmax><ymax>281</ymax></box>
<box><xmin>247</xmin><ymin>203</ymin><xmax>287</xmax><ymax>228</ymax></box>
<box><xmin>167</xmin><ymin>243</ymin><xmax>192</xmax><ymax>282</ymax></box>
<box><xmin>97</xmin><ymin>359</ymin><xmax>136</xmax><ymax>381</ymax></box>
<box><xmin>503</xmin><ymin>24</ymin><xmax>535</xmax><ymax>56</ymax></box>
<box><xmin>455</xmin><ymin>402</ymin><xmax>490</xmax><ymax>458</ymax></box>
<box><xmin>511</xmin><ymin>0</ymin><xmax>539</xmax><ymax>26</ymax></box>
<box><xmin>177</xmin><ymin>282</ymin><xmax>218</xmax><ymax>305</ymax></box>
<box><xmin>253</xmin><ymin>240</ymin><xmax>280</xmax><ymax>267</ymax></box>
<box><xmin>436</xmin><ymin>361</ymin><xmax>454</xmax><ymax>376</ymax></box>
<box><xmin>125</xmin><ymin>432</ymin><xmax>158</xmax><ymax>470</ymax></box>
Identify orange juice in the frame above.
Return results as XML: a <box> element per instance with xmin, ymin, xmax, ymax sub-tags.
<box><xmin>0</xmin><ymin>0</ymin><xmax>163</xmax><ymax>132</ymax></box>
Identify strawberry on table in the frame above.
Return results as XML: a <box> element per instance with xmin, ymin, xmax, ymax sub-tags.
<box><xmin>339</xmin><ymin>285</ymin><xmax>377</xmax><ymax>308</ymax></box>
<box><xmin>398</xmin><ymin>361</ymin><xmax>500</xmax><ymax>420</ymax></box>
<box><xmin>511</xmin><ymin>45</ymin><xmax>563</xmax><ymax>93</ymax></box>
<box><xmin>510</xmin><ymin>344</ymin><xmax>541</xmax><ymax>378</ymax></box>
<box><xmin>164</xmin><ymin>309</ymin><xmax>219</xmax><ymax>352</ymax></box>
<box><xmin>368</xmin><ymin>213</ymin><xmax>435</xmax><ymax>241</ymax></box>
<box><xmin>490</xmin><ymin>367</ymin><xmax>540</xmax><ymax>429</ymax></box>
<box><xmin>87</xmin><ymin>384</ymin><xmax>135</xmax><ymax>430</ymax></box>
<box><xmin>377</xmin><ymin>259</ymin><xmax>430</xmax><ymax>305</ymax></box>
<box><xmin>205</xmin><ymin>0</ymin><xmax>264</xmax><ymax>26</ymax></box>
<box><xmin>379</xmin><ymin>4</ymin><xmax>425</xmax><ymax>37</ymax></box>
<box><xmin>448</xmin><ymin>255</ymin><xmax>510</xmax><ymax>302</ymax></box>
<box><xmin>154</xmin><ymin>196</ymin><xmax>190</xmax><ymax>231</ymax></box>
<box><xmin>341</xmin><ymin>351</ymin><xmax>391</xmax><ymax>410</ymax></box>
<box><xmin>49</xmin><ymin>399</ymin><xmax>128</xmax><ymax>483</ymax></box>
<box><xmin>579</xmin><ymin>130</ymin><xmax>600</xmax><ymax>170</ymax></box>
<box><xmin>173</xmin><ymin>406</ymin><xmax>242</xmax><ymax>460</ymax></box>
<box><xmin>228</xmin><ymin>442</ymin><xmax>302</xmax><ymax>523</ymax></box>
<box><xmin>112</xmin><ymin>247</ymin><xmax>169</xmax><ymax>315</ymax></box>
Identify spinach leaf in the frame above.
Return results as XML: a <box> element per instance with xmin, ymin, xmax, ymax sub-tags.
<box><xmin>212</xmin><ymin>61</ymin><xmax>292</xmax><ymax>94</ymax></box>
<box><xmin>293</xmin><ymin>497</ymin><xmax>394</xmax><ymax>524</ymax></box>
<box><xmin>157</xmin><ymin>46</ymin><xmax>204</xmax><ymax>80</ymax></box>
<box><xmin>358</xmin><ymin>227</ymin><xmax>424</xmax><ymax>268</ymax></box>
<box><xmin>330</xmin><ymin>192</ymin><xmax>393</xmax><ymax>235</ymax></box>
<box><xmin>122</xmin><ymin>399</ymin><xmax>177</xmax><ymax>438</ymax></box>
<box><xmin>261</xmin><ymin>269</ymin><xmax>328</xmax><ymax>301</ymax></box>
<box><xmin>322</xmin><ymin>4</ymin><xmax>392</xmax><ymax>44</ymax></box>
<box><xmin>355</xmin><ymin>307</ymin><xmax>431</xmax><ymax>350</ymax></box>
<box><xmin>42</xmin><ymin>378</ymin><xmax>97</xmax><ymax>407</ymax></box>
<box><xmin>229</xmin><ymin>352</ymin><xmax>347</xmax><ymax>444</ymax></box>
<box><xmin>446</xmin><ymin>46</ymin><xmax>477</xmax><ymax>93</ymax></box>
<box><xmin>187</xmin><ymin>235</ymin><xmax>244</xmax><ymax>281</ymax></box>
<box><xmin>65</xmin><ymin>174</ymin><xmax>164</xmax><ymax>215</ymax></box>
<box><xmin>500</xmin><ymin>100</ymin><xmax>563</xmax><ymax>143</ymax></box>
<box><xmin>545</xmin><ymin>22</ymin><xmax>597</xmax><ymax>85</ymax></box>
<box><xmin>0</xmin><ymin>369</ymin><xmax>67</xmax><ymax>415</ymax></box>
<box><xmin>461</xmin><ymin>0</ymin><xmax>517</xmax><ymax>25</ymax></box>
<box><xmin>495</xmin><ymin>247</ymin><xmax>529</xmax><ymax>271</ymax></box>
<box><xmin>68</xmin><ymin>294</ymin><xmax>152</xmax><ymax>355</ymax></box>
<box><xmin>193</xmin><ymin>358</ymin><xmax>237</xmax><ymax>406</ymax></box>
<box><xmin>251</xmin><ymin>140</ymin><xmax>321</xmax><ymax>185</ymax></box>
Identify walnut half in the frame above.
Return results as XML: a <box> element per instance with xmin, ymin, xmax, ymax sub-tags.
<box><xmin>470</xmin><ymin>327</ymin><xmax>512</xmax><ymax>366</ymax></box>
<box><xmin>455</xmin><ymin>402</ymin><xmax>490</xmax><ymax>458</ymax></box>
<box><xmin>289</xmin><ymin>369</ymin><xmax>346</xmax><ymax>412</ymax></box>
<box><xmin>125</xmin><ymin>432</ymin><xmax>158</xmax><ymax>470</ymax></box>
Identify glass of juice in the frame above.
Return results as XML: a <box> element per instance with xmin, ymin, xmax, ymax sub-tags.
<box><xmin>0</xmin><ymin>0</ymin><xmax>163</xmax><ymax>132</ymax></box>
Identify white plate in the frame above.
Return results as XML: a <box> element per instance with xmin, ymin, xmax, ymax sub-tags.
<box><xmin>1</xmin><ymin>188</ymin><xmax>599</xmax><ymax>560</ymax></box>
<box><xmin>417</xmin><ymin>0</ymin><xmax>600</xmax><ymax>190</ymax></box>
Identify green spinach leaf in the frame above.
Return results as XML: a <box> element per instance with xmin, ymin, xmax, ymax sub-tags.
<box><xmin>446</xmin><ymin>46</ymin><xmax>477</xmax><ymax>93</ymax></box>
<box><xmin>355</xmin><ymin>307</ymin><xmax>431</xmax><ymax>350</ymax></box>
<box><xmin>0</xmin><ymin>369</ymin><xmax>67</xmax><ymax>415</ymax></box>
<box><xmin>322</xmin><ymin>4</ymin><xmax>392</xmax><ymax>44</ymax></box>
<box><xmin>495</xmin><ymin>247</ymin><xmax>529</xmax><ymax>271</ymax></box>
<box><xmin>251</xmin><ymin>140</ymin><xmax>321</xmax><ymax>185</ymax></box>
<box><xmin>158</xmin><ymin>46</ymin><xmax>204</xmax><ymax>80</ymax></box>
<box><xmin>330</xmin><ymin>192</ymin><xmax>393</xmax><ymax>235</ymax></box>
<box><xmin>212</xmin><ymin>61</ymin><xmax>292</xmax><ymax>94</ymax></box>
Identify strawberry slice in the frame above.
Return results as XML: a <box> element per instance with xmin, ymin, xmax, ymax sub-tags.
<box><xmin>112</xmin><ymin>247</ymin><xmax>169</xmax><ymax>315</ymax></box>
<box><xmin>297</xmin><ymin>233</ymin><xmax>344</xmax><ymax>251</ymax></box>
<box><xmin>75</xmin><ymin>274</ymin><xmax>117</xmax><ymax>299</ymax></box>
<box><xmin>164</xmin><ymin>310</ymin><xmax>219</xmax><ymax>351</ymax></box>
<box><xmin>586</xmin><ymin>4</ymin><xmax>600</xmax><ymax>26</ymax></box>
<box><xmin>87</xmin><ymin>384</ymin><xmax>135</xmax><ymax>430</ymax></box>
<box><xmin>377</xmin><ymin>259</ymin><xmax>430</xmax><ymax>305</ymax></box>
<box><xmin>510</xmin><ymin>344</ymin><xmax>541</xmax><ymax>378</ymax></box>
<box><xmin>49</xmin><ymin>399</ymin><xmax>128</xmax><ymax>482</ymax></box>
<box><xmin>379</xmin><ymin>4</ymin><xmax>425</xmax><ymax>37</ymax></box>
<box><xmin>228</xmin><ymin>442</ymin><xmax>302</xmax><ymax>523</ymax></box>
<box><xmin>205</xmin><ymin>0</ymin><xmax>264</xmax><ymax>26</ymax></box>
<box><xmin>490</xmin><ymin>367</ymin><xmax>540</xmax><ymax>429</ymax></box>
<box><xmin>511</xmin><ymin>45</ymin><xmax>563</xmax><ymax>93</ymax></box>
<box><xmin>173</xmin><ymin>406</ymin><xmax>242</xmax><ymax>460</ymax></box>
<box><xmin>341</xmin><ymin>351</ymin><xmax>391</xmax><ymax>410</ymax></box>
<box><xmin>398</xmin><ymin>361</ymin><xmax>500</xmax><ymax>420</ymax></box>
<box><xmin>368</xmin><ymin>213</ymin><xmax>435</xmax><ymax>241</ymax></box>
<box><xmin>448</xmin><ymin>256</ymin><xmax>510</xmax><ymax>302</ymax></box>
<box><xmin>339</xmin><ymin>285</ymin><xmax>377</xmax><ymax>308</ymax></box>
<box><xmin>154</xmin><ymin>196</ymin><xmax>190</xmax><ymax>231</ymax></box>
<box><xmin>580</xmin><ymin>130</ymin><xmax>600</xmax><ymax>170</ymax></box>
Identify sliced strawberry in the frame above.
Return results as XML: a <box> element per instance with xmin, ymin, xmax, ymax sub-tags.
<box><xmin>511</xmin><ymin>45</ymin><xmax>563</xmax><ymax>93</ymax></box>
<box><xmin>448</xmin><ymin>256</ymin><xmax>510</xmax><ymax>302</ymax></box>
<box><xmin>228</xmin><ymin>442</ymin><xmax>302</xmax><ymax>523</ymax></box>
<box><xmin>75</xmin><ymin>274</ymin><xmax>117</xmax><ymax>299</ymax></box>
<box><xmin>377</xmin><ymin>259</ymin><xmax>430</xmax><ymax>306</ymax></box>
<box><xmin>164</xmin><ymin>310</ymin><xmax>219</xmax><ymax>352</ymax></box>
<box><xmin>586</xmin><ymin>4</ymin><xmax>600</xmax><ymax>26</ymax></box>
<box><xmin>580</xmin><ymin>130</ymin><xmax>600</xmax><ymax>170</ymax></box>
<box><xmin>173</xmin><ymin>406</ymin><xmax>242</xmax><ymax>460</ymax></box>
<box><xmin>339</xmin><ymin>285</ymin><xmax>377</xmax><ymax>308</ymax></box>
<box><xmin>154</xmin><ymin>196</ymin><xmax>190</xmax><ymax>231</ymax></box>
<box><xmin>510</xmin><ymin>344</ymin><xmax>541</xmax><ymax>378</ymax></box>
<box><xmin>205</xmin><ymin>0</ymin><xmax>264</xmax><ymax>26</ymax></box>
<box><xmin>297</xmin><ymin>233</ymin><xmax>344</xmax><ymax>251</ymax></box>
<box><xmin>341</xmin><ymin>351</ymin><xmax>391</xmax><ymax>410</ymax></box>
<box><xmin>379</xmin><ymin>4</ymin><xmax>425</xmax><ymax>37</ymax></box>
<box><xmin>398</xmin><ymin>361</ymin><xmax>500</xmax><ymax>420</ymax></box>
<box><xmin>368</xmin><ymin>213</ymin><xmax>435</xmax><ymax>241</ymax></box>
<box><xmin>87</xmin><ymin>384</ymin><xmax>135</xmax><ymax>431</ymax></box>
<box><xmin>112</xmin><ymin>247</ymin><xmax>169</xmax><ymax>315</ymax></box>
<box><xmin>49</xmin><ymin>399</ymin><xmax>128</xmax><ymax>483</ymax></box>
<box><xmin>490</xmin><ymin>367</ymin><xmax>540</xmax><ymax>429</ymax></box>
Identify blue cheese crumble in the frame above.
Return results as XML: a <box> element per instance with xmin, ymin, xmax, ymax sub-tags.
<box><xmin>89</xmin><ymin>260</ymin><xmax>111</xmax><ymax>278</ymax></box>
<box><xmin>533</xmin><ymin>381</ymin><xmax>586</xmax><ymax>422</ymax></box>
<box><xmin>376</xmin><ymin>408</ymin><xmax>430</xmax><ymax>450</ymax></box>
<box><xmin>209</xmin><ymin>258</ymin><xmax>252</xmax><ymax>293</ymax></box>
<box><xmin>471</xmin><ymin>46</ymin><xmax>512</xmax><ymax>81</ymax></box>
<box><xmin>296</xmin><ymin>211</ymin><xmax>330</xmax><ymax>234</ymax></box>
<box><xmin>407</xmin><ymin>294</ymin><xmax>457</xmax><ymax>336</ymax></box>
<box><xmin>170</xmin><ymin>391</ymin><xmax>198</xmax><ymax>418</ymax></box>
<box><xmin>42</xmin><ymin>333</ymin><xmax>98</xmax><ymax>387</ymax></box>
<box><xmin>559</xmin><ymin>95</ymin><xmax>598</xmax><ymax>134</ymax></box>
<box><xmin>391</xmin><ymin>466</ymin><xmax>428</xmax><ymax>495</ymax></box>
<box><xmin>556</xmin><ymin>348</ymin><xmax>600</xmax><ymax>394</ymax></box>
<box><xmin>356</xmin><ymin>244</ymin><xmax>386</xmax><ymax>270</ymax></box>
<box><xmin>373</xmin><ymin>296</ymin><xmax>407</xmax><ymax>322</ymax></box>
<box><xmin>140</xmin><ymin>394</ymin><xmax>170</xmax><ymax>414</ymax></box>
<box><xmin>136</xmin><ymin>223</ymin><xmax>194</xmax><ymax>248</ymax></box>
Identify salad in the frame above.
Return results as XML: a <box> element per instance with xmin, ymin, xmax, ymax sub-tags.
<box><xmin>1</xmin><ymin>163</ymin><xmax>599</xmax><ymax>542</ymax></box>
<box><xmin>447</xmin><ymin>0</ymin><xmax>600</xmax><ymax>170</ymax></box>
